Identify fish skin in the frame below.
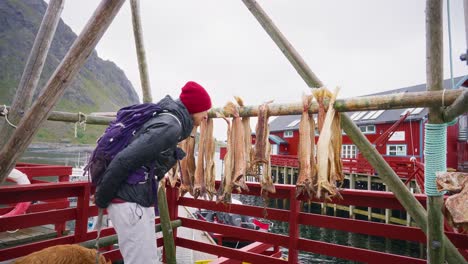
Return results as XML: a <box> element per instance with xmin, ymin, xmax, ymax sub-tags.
<box><xmin>296</xmin><ymin>94</ymin><xmax>314</xmax><ymax>198</ymax></box>
<box><xmin>254</xmin><ymin>101</ymin><xmax>276</xmax><ymax>196</ymax></box>
<box><xmin>194</xmin><ymin>119</ymin><xmax>207</xmax><ymax>199</ymax></box>
<box><xmin>217</xmin><ymin>113</ymin><xmax>233</xmax><ymax>204</ymax></box>
<box><xmin>204</xmin><ymin>118</ymin><xmax>216</xmax><ymax>200</ymax></box>
<box><xmin>314</xmin><ymin>87</ymin><xmax>341</xmax><ymax>200</ymax></box>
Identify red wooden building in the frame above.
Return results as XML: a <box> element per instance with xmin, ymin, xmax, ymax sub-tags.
<box><xmin>267</xmin><ymin>76</ymin><xmax>468</xmax><ymax>172</ymax></box>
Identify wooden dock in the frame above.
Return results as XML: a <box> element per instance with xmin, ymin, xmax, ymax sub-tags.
<box><xmin>0</xmin><ymin>225</ymin><xmax>60</xmax><ymax>249</ymax></box>
<box><xmin>175</xmin><ymin>205</ymin><xmax>218</xmax><ymax>263</ymax></box>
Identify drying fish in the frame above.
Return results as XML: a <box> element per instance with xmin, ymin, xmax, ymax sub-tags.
<box><xmin>313</xmin><ymin>87</ymin><xmax>343</xmax><ymax>200</ymax></box>
<box><xmin>166</xmin><ymin>163</ymin><xmax>179</xmax><ymax>188</ymax></box>
<box><xmin>235</xmin><ymin>96</ymin><xmax>256</xmax><ymax>177</ymax></box>
<box><xmin>261</xmin><ymin>140</ymin><xmax>275</xmax><ymax>197</ymax></box>
<box><xmin>204</xmin><ymin>118</ymin><xmax>216</xmax><ymax>200</ymax></box>
<box><xmin>178</xmin><ymin>127</ymin><xmax>197</xmax><ymax>198</ymax></box>
<box><xmin>254</xmin><ymin>101</ymin><xmax>276</xmax><ymax>196</ymax></box>
<box><xmin>330</xmin><ymin>109</ymin><xmax>344</xmax><ymax>186</ymax></box>
<box><xmin>217</xmin><ymin>113</ymin><xmax>233</xmax><ymax>203</ymax></box>
<box><xmin>224</xmin><ymin>101</ymin><xmax>249</xmax><ymax>192</ymax></box>
<box><xmin>193</xmin><ymin>118</ymin><xmax>208</xmax><ymax>199</ymax></box>
<box><xmin>436</xmin><ymin>172</ymin><xmax>468</xmax><ymax>232</ymax></box>
<box><xmin>296</xmin><ymin>94</ymin><xmax>316</xmax><ymax>198</ymax></box>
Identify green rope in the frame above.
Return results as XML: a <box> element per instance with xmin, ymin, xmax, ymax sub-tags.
<box><xmin>424</xmin><ymin>123</ymin><xmax>447</xmax><ymax>196</ymax></box>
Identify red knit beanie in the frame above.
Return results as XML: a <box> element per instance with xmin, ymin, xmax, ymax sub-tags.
<box><xmin>179</xmin><ymin>81</ymin><xmax>212</xmax><ymax>114</ymax></box>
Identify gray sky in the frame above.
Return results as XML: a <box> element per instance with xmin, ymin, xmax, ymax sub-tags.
<box><xmin>51</xmin><ymin>0</ymin><xmax>467</xmax><ymax>140</ymax></box>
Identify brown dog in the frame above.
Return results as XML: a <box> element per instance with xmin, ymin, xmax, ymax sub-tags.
<box><xmin>13</xmin><ymin>244</ymin><xmax>110</xmax><ymax>264</ymax></box>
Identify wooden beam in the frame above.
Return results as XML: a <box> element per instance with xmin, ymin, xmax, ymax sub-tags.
<box><xmin>240</xmin><ymin>0</ymin><xmax>466</xmax><ymax>262</ymax></box>
<box><xmin>426</xmin><ymin>1</ymin><xmax>446</xmax><ymax>263</ymax></box>
<box><xmin>3</xmin><ymin>88</ymin><xmax>463</xmax><ymax>125</ymax></box>
<box><xmin>130</xmin><ymin>0</ymin><xmax>152</xmax><ymax>103</ymax></box>
<box><xmin>209</xmin><ymin>89</ymin><xmax>463</xmax><ymax>118</ymax></box>
<box><xmin>0</xmin><ymin>0</ymin><xmax>126</xmax><ymax>183</ymax></box>
<box><xmin>0</xmin><ymin>106</ymin><xmax>113</xmax><ymax>125</ymax></box>
<box><xmin>241</xmin><ymin>0</ymin><xmax>321</xmax><ymax>88</ymax></box>
<box><xmin>0</xmin><ymin>0</ymin><xmax>64</xmax><ymax>148</ymax></box>
<box><xmin>443</xmin><ymin>88</ymin><xmax>468</xmax><ymax>122</ymax></box>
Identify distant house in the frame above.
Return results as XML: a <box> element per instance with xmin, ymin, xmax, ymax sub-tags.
<box><xmin>267</xmin><ymin>76</ymin><xmax>468</xmax><ymax>171</ymax></box>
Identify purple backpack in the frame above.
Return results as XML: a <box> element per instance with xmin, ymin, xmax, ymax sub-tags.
<box><xmin>84</xmin><ymin>103</ymin><xmax>162</xmax><ymax>186</ymax></box>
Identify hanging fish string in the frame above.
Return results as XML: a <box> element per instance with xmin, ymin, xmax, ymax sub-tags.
<box><xmin>193</xmin><ymin>118</ymin><xmax>208</xmax><ymax>199</ymax></box>
<box><xmin>296</xmin><ymin>94</ymin><xmax>316</xmax><ymax>199</ymax></box>
<box><xmin>216</xmin><ymin>112</ymin><xmax>233</xmax><ymax>203</ymax></box>
<box><xmin>177</xmin><ymin>127</ymin><xmax>197</xmax><ymax>198</ymax></box>
<box><xmin>171</xmin><ymin>90</ymin><xmax>344</xmax><ymax>208</ymax></box>
<box><xmin>312</xmin><ymin>87</ymin><xmax>344</xmax><ymax>201</ymax></box>
<box><xmin>204</xmin><ymin>118</ymin><xmax>217</xmax><ymax>200</ymax></box>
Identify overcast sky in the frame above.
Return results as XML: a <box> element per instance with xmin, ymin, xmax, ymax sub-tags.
<box><xmin>50</xmin><ymin>0</ymin><xmax>467</xmax><ymax>140</ymax></box>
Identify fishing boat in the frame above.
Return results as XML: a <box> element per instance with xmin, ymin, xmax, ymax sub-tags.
<box><xmin>193</xmin><ymin>198</ymin><xmax>272</xmax><ymax>248</ymax></box>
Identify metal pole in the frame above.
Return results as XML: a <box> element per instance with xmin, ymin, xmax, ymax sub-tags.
<box><xmin>0</xmin><ymin>0</ymin><xmax>127</xmax><ymax>183</ymax></box>
<box><xmin>130</xmin><ymin>0</ymin><xmax>152</xmax><ymax>103</ymax></box>
<box><xmin>0</xmin><ymin>0</ymin><xmax>64</xmax><ymax>148</ymax></box>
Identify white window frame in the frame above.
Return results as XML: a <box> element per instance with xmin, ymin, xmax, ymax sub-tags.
<box><xmin>341</xmin><ymin>144</ymin><xmax>358</xmax><ymax>158</ymax></box>
<box><xmin>386</xmin><ymin>144</ymin><xmax>407</xmax><ymax>156</ymax></box>
<box><xmin>283</xmin><ymin>130</ymin><xmax>294</xmax><ymax>138</ymax></box>
<box><xmin>359</xmin><ymin>125</ymin><xmax>376</xmax><ymax>134</ymax></box>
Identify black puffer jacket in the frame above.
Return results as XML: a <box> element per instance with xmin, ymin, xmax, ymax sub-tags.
<box><xmin>95</xmin><ymin>96</ymin><xmax>193</xmax><ymax>208</ymax></box>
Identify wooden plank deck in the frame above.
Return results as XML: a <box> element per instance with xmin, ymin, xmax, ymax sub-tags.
<box><xmin>0</xmin><ymin>225</ymin><xmax>58</xmax><ymax>249</ymax></box>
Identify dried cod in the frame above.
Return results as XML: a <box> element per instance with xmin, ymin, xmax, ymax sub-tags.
<box><xmin>217</xmin><ymin>113</ymin><xmax>233</xmax><ymax>203</ymax></box>
<box><xmin>204</xmin><ymin>118</ymin><xmax>216</xmax><ymax>200</ymax></box>
<box><xmin>254</xmin><ymin>101</ymin><xmax>276</xmax><ymax>197</ymax></box>
<box><xmin>178</xmin><ymin>127</ymin><xmax>197</xmax><ymax>198</ymax></box>
<box><xmin>313</xmin><ymin>87</ymin><xmax>343</xmax><ymax>200</ymax></box>
<box><xmin>193</xmin><ymin>118</ymin><xmax>208</xmax><ymax>199</ymax></box>
<box><xmin>296</xmin><ymin>94</ymin><xmax>316</xmax><ymax>198</ymax></box>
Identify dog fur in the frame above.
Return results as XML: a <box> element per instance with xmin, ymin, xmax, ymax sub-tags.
<box><xmin>13</xmin><ymin>244</ymin><xmax>110</xmax><ymax>264</ymax></box>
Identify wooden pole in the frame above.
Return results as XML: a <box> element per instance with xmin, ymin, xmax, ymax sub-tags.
<box><xmin>130</xmin><ymin>0</ymin><xmax>152</xmax><ymax>103</ymax></box>
<box><xmin>208</xmin><ymin>89</ymin><xmax>463</xmax><ymax>118</ymax></box>
<box><xmin>443</xmin><ymin>88</ymin><xmax>468</xmax><ymax>121</ymax></box>
<box><xmin>3</xmin><ymin>88</ymin><xmax>463</xmax><ymax>125</ymax></box>
<box><xmin>0</xmin><ymin>106</ymin><xmax>114</xmax><ymax>125</ymax></box>
<box><xmin>241</xmin><ymin>0</ymin><xmax>321</xmax><ymax>88</ymax></box>
<box><xmin>0</xmin><ymin>0</ymin><xmax>64</xmax><ymax>148</ymax></box>
<box><xmin>0</xmin><ymin>0</ymin><xmax>126</xmax><ymax>183</ymax></box>
<box><xmin>240</xmin><ymin>0</ymin><xmax>465</xmax><ymax>262</ymax></box>
<box><xmin>157</xmin><ymin>180</ymin><xmax>176</xmax><ymax>264</ymax></box>
<box><xmin>426</xmin><ymin>1</ymin><xmax>445</xmax><ymax>262</ymax></box>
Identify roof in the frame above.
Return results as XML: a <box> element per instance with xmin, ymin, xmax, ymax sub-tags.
<box><xmin>269</xmin><ymin>134</ymin><xmax>288</xmax><ymax>145</ymax></box>
<box><xmin>270</xmin><ymin>76</ymin><xmax>467</xmax><ymax>132</ymax></box>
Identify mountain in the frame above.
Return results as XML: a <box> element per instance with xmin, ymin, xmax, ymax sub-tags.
<box><xmin>0</xmin><ymin>0</ymin><xmax>140</xmax><ymax>143</ymax></box>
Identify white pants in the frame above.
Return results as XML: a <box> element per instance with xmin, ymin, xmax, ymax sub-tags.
<box><xmin>108</xmin><ymin>202</ymin><xmax>158</xmax><ymax>264</ymax></box>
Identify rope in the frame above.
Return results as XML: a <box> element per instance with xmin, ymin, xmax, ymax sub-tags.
<box><xmin>424</xmin><ymin>123</ymin><xmax>447</xmax><ymax>196</ymax></box>
<box><xmin>1</xmin><ymin>105</ymin><xmax>17</xmax><ymax>128</ymax></box>
<box><xmin>74</xmin><ymin>112</ymin><xmax>87</xmax><ymax>138</ymax></box>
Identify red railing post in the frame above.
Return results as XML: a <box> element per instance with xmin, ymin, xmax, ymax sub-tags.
<box><xmin>288</xmin><ymin>188</ymin><xmax>300</xmax><ymax>263</ymax></box>
<box><xmin>74</xmin><ymin>183</ymin><xmax>90</xmax><ymax>242</ymax></box>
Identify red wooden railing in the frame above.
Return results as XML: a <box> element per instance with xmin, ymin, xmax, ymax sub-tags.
<box><xmin>1</xmin><ymin>164</ymin><xmax>467</xmax><ymax>263</ymax></box>
<box><xmin>271</xmin><ymin>155</ymin><xmax>423</xmax><ymax>179</ymax></box>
